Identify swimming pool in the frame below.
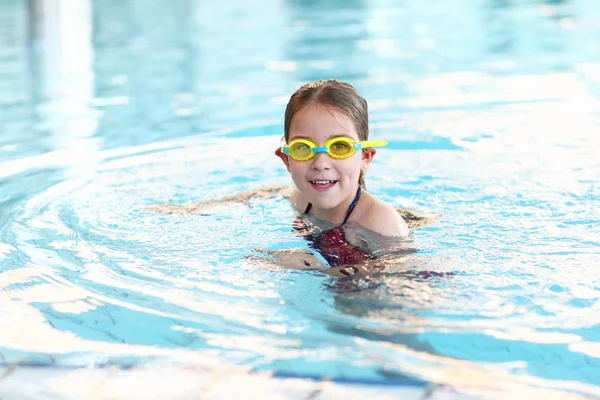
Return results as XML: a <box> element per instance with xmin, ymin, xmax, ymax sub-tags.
<box><xmin>1</xmin><ymin>0</ymin><xmax>599</xmax><ymax>397</ymax></box>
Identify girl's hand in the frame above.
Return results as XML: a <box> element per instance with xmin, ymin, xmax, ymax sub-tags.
<box><xmin>247</xmin><ymin>248</ymin><xmax>327</xmax><ymax>271</ymax></box>
<box><xmin>320</xmin><ymin>260</ymin><xmax>388</xmax><ymax>277</ymax></box>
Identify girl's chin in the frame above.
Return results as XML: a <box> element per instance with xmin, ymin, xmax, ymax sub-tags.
<box><xmin>297</xmin><ymin>182</ymin><xmax>354</xmax><ymax>209</ymax></box>
<box><xmin>305</xmin><ymin>195</ymin><xmax>342</xmax><ymax>211</ymax></box>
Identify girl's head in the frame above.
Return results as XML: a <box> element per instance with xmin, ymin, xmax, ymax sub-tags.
<box><xmin>282</xmin><ymin>79</ymin><xmax>373</xmax><ymax>189</ymax></box>
<box><xmin>279</xmin><ymin>79</ymin><xmax>379</xmax><ymax>212</ymax></box>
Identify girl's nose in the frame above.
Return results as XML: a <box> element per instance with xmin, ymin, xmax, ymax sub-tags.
<box><xmin>311</xmin><ymin>152</ymin><xmax>332</xmax><ymax>170</ymax></box>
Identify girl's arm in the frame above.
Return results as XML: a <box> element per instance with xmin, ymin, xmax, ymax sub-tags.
<box><xmin>145</xmin><ymin>185</ymin><xmax>293</xmax><ymax>214</ymax></box>
<box><xmin>146</xmin><ymin>185</ymin><xmax>438</xmax><ymax>229</ymax></box>
<box><xmin>249</xmin><ymin>248</ymin><xmax>410</xmax><ymax>277</ymax></box>
<box><xmin>396</xmin><ymin>207</ymin><xmax>439</xmax><ymax>229</ymax></box>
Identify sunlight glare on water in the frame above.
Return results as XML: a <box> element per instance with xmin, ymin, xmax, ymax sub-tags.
<box><xmin>0</xmin><ymin>0</ymin><xmax>599</xmax><ymax>397</ymax></box>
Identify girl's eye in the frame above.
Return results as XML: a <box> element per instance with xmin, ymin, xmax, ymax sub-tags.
<box><xmin>330</xmin><ymin>141</ymin><xmax>351</xmax><ymax>155</ymax></box>
<box><xmin>291</xmin><ymin>142</ymin><xmax>312</xmax><ymax>157</ymax></box>
<box><xmin>296</xmin><ymin>143</ymin><xmax>310</xmax><ymax>152</ymax></box>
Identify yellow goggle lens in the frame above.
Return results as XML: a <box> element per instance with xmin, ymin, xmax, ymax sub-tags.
<box><xmin>328</xmin><ymin>140</ymin><xmax>353</xmax><ymax>157</ymax></box>
<box><xmin>290</xmin><ymin>142</ymin><xmax>312</xmax><ymax>159</ymax></box>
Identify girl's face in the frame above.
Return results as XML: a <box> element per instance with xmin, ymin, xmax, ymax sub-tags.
<box><xmin>284</xmin><ymin>103</ymin><xmax>374</xmax><ymax>212</ymax></box>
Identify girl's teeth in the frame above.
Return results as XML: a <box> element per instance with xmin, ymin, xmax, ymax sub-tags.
<box><xmin>312</xmin><ymin>180</ymin><xmax>335</xmax><ymax>184</ymax></box>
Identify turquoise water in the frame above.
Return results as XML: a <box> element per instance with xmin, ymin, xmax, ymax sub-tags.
<box><xmin>1</xmin><ymin>0</ymin><xmax>600</xmax><ymax>396</ymax></box>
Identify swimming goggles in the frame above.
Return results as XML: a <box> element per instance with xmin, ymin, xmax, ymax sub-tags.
<box><xmin>281</xmin><ymin>137</ymin><xmax>387</xmax><ymax>161</ymax></box>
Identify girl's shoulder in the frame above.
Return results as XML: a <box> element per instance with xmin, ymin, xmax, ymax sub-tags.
<box><xmin>355</xmin><ymin>192</ymin><xmax>410</xmax><ymax>237</ymax></box>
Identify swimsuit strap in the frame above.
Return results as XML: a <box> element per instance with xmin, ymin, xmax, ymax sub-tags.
<box><xmin>342</xmin><ymin>185</ymin><xmax>362</xmax><ymax>224</ymax></box>
<box><xmin>303</xmin><ymin>186</ymin><xmax>362</xmax><ymax>225</ymax></box>
<box><xmin>304</xmin><ymin>202</ymin><xmax>312</xmax><ymax>214</ymax></box>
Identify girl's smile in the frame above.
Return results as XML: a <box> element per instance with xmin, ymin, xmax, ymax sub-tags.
<box><xmin>310</xmin><ymin>180</ymin><xmax>338</xmax><ymax>192</ymax></box>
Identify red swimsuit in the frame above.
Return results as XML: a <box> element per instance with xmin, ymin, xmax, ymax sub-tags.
<box><xmin>300</xmin><ymin>187</ymin><xmax>373</xmax><ymax>267</ymax></box>
<box><xmin>307</xmin><ymin>227</ymin><xmax>373</xmax><ymax>266</ymax></box>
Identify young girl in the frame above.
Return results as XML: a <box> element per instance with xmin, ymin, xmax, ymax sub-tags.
<box><xmin>148</xmin><ymin>80</ymin><xmax>435</xmax><ymax>276</ymax></box>
<box><xmin>277</xmin><ymin>79</ymin><xmax>409</xmax><ymax>237</ymax></box>
<box><xmin>269</xmin><ymin>79</ymin><xmax>412</xmax><ymax>273</ymax></box>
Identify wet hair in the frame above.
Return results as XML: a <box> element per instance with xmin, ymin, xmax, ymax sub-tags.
<box><xmin>284</xmin><ymin>79</ymin><xmax>370</xmax><ymax>189</ymax></box>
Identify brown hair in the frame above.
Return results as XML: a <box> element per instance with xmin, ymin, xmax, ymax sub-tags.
<box><xmin>284</xmin><ymin>79</ymin><xmax>370</xmax><ymax>189</ymax></box>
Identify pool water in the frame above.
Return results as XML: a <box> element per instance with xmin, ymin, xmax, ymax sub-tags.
<box><xmin>1</xmin><ymin>0</ymin><xmax>599</xmax><ymax>397</ymax></box>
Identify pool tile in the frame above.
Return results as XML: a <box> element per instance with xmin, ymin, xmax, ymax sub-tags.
<box><xmin>200</xmin><ymin>371</ymin><xmax>318</xmax><ymax>400</ymax></box>
<box><xmin>427</xmin><ymin>385</ymin><xmax>482</xmax><ymax>400</ymax></box>
<box><xmin>0</xmin><ymin>366</ymin><xmax>71</xmax><ymax>400</ymax></box>
<box><xmin>0</xmin><ymin>365</ymin><xmax>216</xmax><ymax>400</ymax></box>
<box><xmin>0</xmin><ymin>366</ymin><xmax>492</xmax><ymax>400</ymax></box>
<box><xmin>312</xmin><ymin>381</ymin><xmax>427</xmax><ymax>400</ymax></box>
<box><xmin>58</xmin><ymin>365</ymin><xmax>215</xmax><ymax>400</ymax></box>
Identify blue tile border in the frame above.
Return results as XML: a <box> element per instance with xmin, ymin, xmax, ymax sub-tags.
<box><xmin>0</xmin><ymin>361</ymin><xmax>429</xmax><ymax>388</ymax></box>
<box><xmin>269</xmin><ymin>371</ymin><xmax>428</xmax><ymax>388</ymax></box>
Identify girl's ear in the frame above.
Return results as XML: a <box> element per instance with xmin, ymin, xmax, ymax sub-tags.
<box><xmin>362</xmin><ymin>148</ymin><xmax>376</xmax><ymax>169</ymax></box>
<box><xmin>275</xmin><ymin>148</ymin><xmax>291</xmax><ymax>172</ymax></box>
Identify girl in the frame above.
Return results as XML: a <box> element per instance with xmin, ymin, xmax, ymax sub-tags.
<box><xmin>270</xmin><ymin>79</ymin><xmax>413</xmax><ymax>273</ymax></box>
<box><xmin>277</xmin><ymin>79</ymin><xmax>409</xmax><ymax>237</ymax></box>
<box><xmin>148</xmin><ymin>80</ymin><xmax>436</xmax><ymax>276</ymax></box>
